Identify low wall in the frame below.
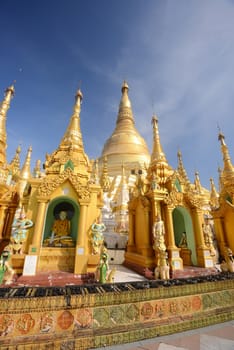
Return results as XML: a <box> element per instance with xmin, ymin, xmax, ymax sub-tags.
<box><xmin>0</xmin><ymin>275</ymin><xmax>234</xmax><ymax>349</ymax></box>
<box><xmin>108</xmin><ymin>248</ymin><xmax>125</xmax><ymax>264</ymax></box>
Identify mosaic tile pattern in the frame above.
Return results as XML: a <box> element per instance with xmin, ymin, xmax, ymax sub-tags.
<box><xmin>0</xmin><ymin>280</ymin><xmax>233</xmax><ymax>349</ymax></box>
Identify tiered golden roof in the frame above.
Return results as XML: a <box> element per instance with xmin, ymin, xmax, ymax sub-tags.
<box><xmin>218</xmin><ymin>131</ymin><xmax>234</xmax><ymax>187</ymax></box>
<box><xmin>147</xmin><ymin>115</ymin><xmax>173</xmax><ymax>188</ymax></box>
<box><xmin>44</xmin><ymin>89</ymin><xmax>90</xmax><ymax>177</ymax></box>
<box><xmin>100</xmin><ymin>81</ymin><xmax>150</xmax><ymax>176</ymax></box>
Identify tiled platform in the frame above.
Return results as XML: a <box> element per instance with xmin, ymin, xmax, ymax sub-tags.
<box><xmin>2</xmin><ymin>265</ymin><xmax>234</xmax><ymax>349</ymax></box>
<box><xmin>8</xmin><ymin>264</ymin><xmax>148</xmax><ymax>287</ymax></box>
<box><xmin>8</xmin><ymin>264</ymin><xmax>219</xmax><ymax>287</ymax></box>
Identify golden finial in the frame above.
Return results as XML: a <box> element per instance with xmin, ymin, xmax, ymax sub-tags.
<box><xmin>177</xmin><ymin>149</ymin><xmax>190</xmax><ymax>184</ymax></box>
<box><xmin>20</xmin><ymin>146</ymin><xmax>32</xmax><ymax>180</ymax></box>
<box><xmin>218</xmin><ymin>130</ymin><xmax>233</xmax><ymax>172</ymax></box>
<box><xmin>194</xmin><ymin>171</ymin><xmax>202</xmax><ymax>193</ymax></box>
<box><xmin>100</xmin><ymin>156</ymin><xmax>110</xmax><ymax>192</ymax></box>
<box><xmin>210</xmin><ymin>178</ymin><xmax>219</xmax><ymax>209</ymax></box>
<box><xmin>151</xmin><ymin>114</ymin><xmax>167</xmax><ymax>163</ymax></box>
<box><xmin>75</xmin><ymin>88</ymin><xmax>83</xmax><ymax>104</ymax></box>
<box><xmin>119</xmin><ymin>80</ymin><xmax>131</xmax><ymax>109</ymax></box>
<box><xmin>9</xmin><ymin>144</ymin><xmax>21</xmax><ymax>176</ymax></box>
<box><xmin>121</xmin><ymin>80</ymin><xmax>129</xmax><ymax>93</ymax></box>
<box><xmin>33</xmin><ymin>159</ymin><xmax>41</xmax><ymax>178</ymax></box>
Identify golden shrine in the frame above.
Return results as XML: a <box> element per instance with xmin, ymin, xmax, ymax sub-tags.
<box><xmin>125</xmin><ymin>115</ymin><xmax>216</xmax><ymax>277</ymax></box>
<box><xmin>0</xmin><ymin>81</ymin><xmax>234</xmax><ymax>349</ymax></box>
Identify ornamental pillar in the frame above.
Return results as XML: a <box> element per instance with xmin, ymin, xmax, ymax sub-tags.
<box><xmin>213</xmin><ymin>216</ymin><xmax>226</xmax><ymax>257</ymax></box>
<box><xmin>29</xmin><ymin>200</ymin><xmax>48</xmax><ymax>253</ymax></box>
<box><xmin>76</xmin><ymin>204</ymin><xmax>88</xmax><ymax>247</ymax></box>
<box><xmin>0</xmin><ymin>205</ymin><xmax>8</xmax><ymax>240</ymax></box>
<box><xmin>3</xmin><ymin>207</ymin><xmax>16</xmax><ymax>241</ymax></box>
<box><xmin>127</xmin><ymin>208</ymin><xmax>135</xmax><ymax>252</ymax></box>
<box><xmin>164</xmin><ymin>205</ymin><xmax>183</xmax><ymax>270</ymax></box>
<box><xmin>192</xmin><ymin>208</ymin><xmax>213</xmax><ymax>267</ymax></box>
<box><xmin>74</xmin><ymin>203</ymin><xmax>88</xmax><ymax>274</ymax></box>
<box><xmin>141</xmin><ymin>205</ymin><xmax>152</xmax><ymax>256</ymax></box>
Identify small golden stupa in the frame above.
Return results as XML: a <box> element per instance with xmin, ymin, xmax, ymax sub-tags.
<box><xmin>125</xmin><ymin>114</ymin><xmax>215</xmax><ymax>276</ymax></box>
<box><xmin>211</xmin><ymin>131</ymin><xmax>234</xmax><ymax>262</ymax></box>
<box><xmin>0</xmin><ymin>86</ymin><xmax>104</xmax><ymax>277</ymax></box>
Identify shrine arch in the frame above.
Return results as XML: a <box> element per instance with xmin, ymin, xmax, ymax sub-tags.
<box><xmin>172</xmin><ymin>206</ymin><xmax>197</xmax><ymax>265</ymax></box>
<box><xmin>42</xmin><ymin>197</ymin><xmax>80</xmax><ymax>244</ymax></box>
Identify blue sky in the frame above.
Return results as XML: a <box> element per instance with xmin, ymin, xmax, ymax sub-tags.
<box><xmin>1</xmin><ymin>0</ymin><xmax>234</xmax><ymax>189</ymax></box>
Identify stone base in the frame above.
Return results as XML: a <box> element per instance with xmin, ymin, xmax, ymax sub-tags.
<box><xmin>124</xmin><ymin>251</ymin><xmax>155</xmax><ymax>269</ymax></box>
<box><xmin>180</xmin><ymin>248</ymin><xmax>192</xmax><ymax>266</ymax></box>
<box><xmin>108</xmin><ymin>249</ymin><xmax>125</xmax><ymax>265</ymax></box>
<box><xmin>38</xmin><ymin>247</ymin><xmax>75</xmax><ymax>272</ymax></box>
<box><xmin>123</xmin><ymin>260</ymin><xmax>154</xmax><ymax>279</ymax></box>
<box><xmin>10</xmin><ymin>254</ymin><xmax>25</xmax><ymax>274</ymax></box>
<box><xmin>168</xmin><ymin>248</ymin><xmax>184</xmax><ymax>270</ymax></box>
<box><xmin>197</xmin><ymin>247</ymin><xmax>214</xmax><ymax>268</ymax></box>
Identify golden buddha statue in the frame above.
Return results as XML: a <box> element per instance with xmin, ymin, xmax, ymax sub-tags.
<box><xmin>44</xmin><ymin>211</ymin><xmax>75</xmax><ymax>247</ymax></box>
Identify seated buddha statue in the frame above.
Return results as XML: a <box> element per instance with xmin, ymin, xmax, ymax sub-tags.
<box><xmin>44</xmin><ymin>211</ymin><xmax>75</xmax><ymax>247</ymax></box>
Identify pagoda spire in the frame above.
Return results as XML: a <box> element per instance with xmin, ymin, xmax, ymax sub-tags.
<box><xmin>210</xmin><ymin>178</ymin><xmax>219</xmax><ymax>209</ymax></box>
<box><xmin>147</xmin><ymin>114</ymin><xmax>172</xmax><ymax>188</ymax></box>
<box><xmin>60</xmin><ymin>89</ymin><xmax>84</xmax><ymax>151</ymax></box>
<box><xmin>151</xmin><ymin>115</ymin><xmax>167</xmax><ymax>163</ymax></box>
<box><xmin>115</xmin><ymin>80</ymin><xmax>135</xmax><ymax>127</ymax></box>
<box><xmin>9</xmin><ymin>144</ymin><xmax>21</xmax><ymax>176</ymax></box>
<box><xmin>218</xmin><ymin>131</ymin><xmax>234</xmax><ymax>173</ymax></box>
<box><xmin>44</xmin><ymin>88</ymin><xmax>90</xmax><ymax>177</ymax></box>
<box><xmin>20</xmin><ymin>146</ymin><xmax>32</xmax><ymax>180</ymax></box>
<box><xmin>0</xmin><ymin>84</ymin><xmax>15</xmax><ymax>166</ymax></box>
<box><xmin>194</xmin><ymin>171</ymin><xmax>202</xmax><ymax>193</ymax></box>
<box><xmin>100</xmin><ymin>156</ymin><xmax>110</xmax><ymax>192</ymax></box>
<box><xmin>33</xmin><ymin>159</ymin><xmax>41</xmax><ymax>178</ymax></box>
<box><xmin>177</xmin><ymin>150</ymin><xmax>190</xmax><ymax>185</ymax></box>
<box><xmin>18</xmin><ymin>146</ymin><xmax>32</xmax><ymax>198</ymax></box>
<box><xmin>100</xmin><ymin>81</ymin><xmax>150</xmax><ymax>176</ymax></box>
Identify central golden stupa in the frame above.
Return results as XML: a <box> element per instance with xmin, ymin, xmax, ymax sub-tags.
<box><xmin>100</xmin><ymin>81</ymin><xmax>150</xmax><ymax>176</ymax></box>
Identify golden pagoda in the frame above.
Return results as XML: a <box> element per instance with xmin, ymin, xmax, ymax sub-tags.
<box><xmin>125</xmin><ymin>114</ymin><xmax>214</xmax><ymax>276</ymax></box>
<box><xmin>100</xmin><ymin>81</ymin><xmax>150</xmax><ymax>176</ymax></box>
<box><xmin>98</xmin><ymin>82</ymin><xmax>151</xmax><ymax>237</ymax></box>
<box><xmin>7</xmin><ymin>88</ymin><xmax>103</xmax><ymax>276</ymax></box>
<box><xmin>0</xmin><ymin>84</ymin><xmax>19</xmax><ymax>253</ymax></box>
<box><xmin>211</xmin><ymin>130</ymin><xmax>234</xmax><ymax>261</ymax></box>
